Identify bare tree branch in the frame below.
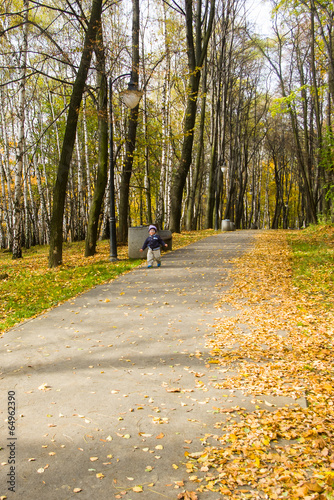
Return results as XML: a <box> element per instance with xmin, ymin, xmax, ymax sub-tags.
<box><xmin>161</xmin><ymin>0</ymin><xmax>185</xmax><ymax>16</ymax></box>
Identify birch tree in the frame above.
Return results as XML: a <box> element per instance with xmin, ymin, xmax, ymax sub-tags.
<box><xmin>12</xmin><ymin>0</ymin><xmax>29</xmax><ymax>259</ymax></box>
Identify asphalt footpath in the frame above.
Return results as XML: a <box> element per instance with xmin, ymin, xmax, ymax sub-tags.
<box><xmin>1</xmin><ymin>230</ymin><xmax>291</xmax><ymax>499</ymax></box>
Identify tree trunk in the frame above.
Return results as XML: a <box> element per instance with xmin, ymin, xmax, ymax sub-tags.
<box><xmin>85</xmin><ymin>20</ymin><xmax>108</xmax><ymax>257</ymax></box>
<box><xmin>170</xmin><ymin>0</ymin><xmax>215</xmax><ymax>232</ymax></box>
<box><xmin>118</xmin><ymin>0</ymin><xmax>140</xmax><ymax>243</ymax></box>
<box><xmin>49</xmin><ymin>0</ymin><xmax>103</xmax><ymax>267</ymax></box>
<box><xmin>12</xmin><ymin>0</ymin><xmax>28</xmax><ymax>259</ymax></box>
<box><xmin>187</xmin><ymin>57</ymin><xmax>207</xmax><ymax>230</ymax></box>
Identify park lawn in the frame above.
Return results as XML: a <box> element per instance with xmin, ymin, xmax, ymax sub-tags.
<box><xmin>0</xmin><ymin>229</ymin><xmax>215</xmax><ymax>333</ymax></box>
<box><xmin>288</xmin><ymin>224</ymin><xmax>334</xmax><ymax>311</ymax></box>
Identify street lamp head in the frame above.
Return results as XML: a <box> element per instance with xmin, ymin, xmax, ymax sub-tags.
<box><xmin>120</xmin><ymin>80</ymin><xmax>143</xmax><ymax>109</ymax></box>
<box><xmin>219</xmin><ymin>160</ymin><xmax>227</xmax><ymax>173</ymax></box>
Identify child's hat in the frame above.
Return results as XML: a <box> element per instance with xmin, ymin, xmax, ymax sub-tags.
<box><xmin>148</xmin><ymin>225</ymin><xmax>157</xmax><ymax>232</ymax></box>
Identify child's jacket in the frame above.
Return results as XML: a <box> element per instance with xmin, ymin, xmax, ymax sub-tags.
<box><xmin>141</xmin><ymin>234</ymin><xmax>166</xmax><ymax>251</ymax></box>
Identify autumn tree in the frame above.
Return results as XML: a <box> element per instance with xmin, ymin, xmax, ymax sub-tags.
<box><xmin>49</xmin><ymin>0</ymin><xmax>103</xmax><ymax>267</ymax></box>
<box><xmin>169</xmin><ymin>0</ymin><xmax>215</xmax><ymax>233</ymax></box>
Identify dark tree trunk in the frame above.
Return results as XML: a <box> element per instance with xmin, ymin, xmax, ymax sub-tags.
<box><xmin>118</xmin><ymin>104</ymin><xmax>140</xmax><ymax>243</ymax></box>
<box><xmin>170</xmin><ymin>0</ymin><xmax>215</xmax><ymax>232</ymax></box>
<box><xmin>49</xmin><ymin>0</ymin><xmax>103</xmax><ymax>267</ymax></box>
<box><xmin>85</xmin><ymin>21</ymin><xmax>108</xmax><ymax>257</ymax></box>
<box><xmin>170</xmin><ymin>71</ymin><xmax>201</xmax><ymax>232</ymax></box>
<box><xmin>118</xmin><ymin>0</ymin><xmax>140</xmax><ymax>244</ymax></box>
<box><xmin>185</xmin><ymin>65</ymin><xmax>206</xmax><ymax>231</ymax></box>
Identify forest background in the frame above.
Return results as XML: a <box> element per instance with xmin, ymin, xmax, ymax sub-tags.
<box><xmin>0</xmin><ymin>0</ymin><xmax>334</xmax><ymax>267</ymax></box>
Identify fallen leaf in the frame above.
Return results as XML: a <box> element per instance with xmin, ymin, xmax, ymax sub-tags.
<box><xmin>38</xmin><ymin>383</ymin><xmax>51</xmax><ymax>391</ymax></box>
<box><xmin>133</xmin><ymin>486</ymin><xmax>143</xmax><ymax>492</ymax></box>
<box><xmin>177</xmin><ymin>492</ymin><xmax>198</xmax><ymax>500</ymax></box>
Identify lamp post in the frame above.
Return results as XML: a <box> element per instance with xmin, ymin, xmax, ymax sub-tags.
<box><xmin>109</xmin><ymin>74</ymin><xmax>142</xmax><ymax>261</ymax></box>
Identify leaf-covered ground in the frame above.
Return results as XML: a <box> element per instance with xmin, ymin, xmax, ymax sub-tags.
<box><xmin>185</xmin><ymin>228</ymin><xmax>334</xmax><ymax>499</ymax></box>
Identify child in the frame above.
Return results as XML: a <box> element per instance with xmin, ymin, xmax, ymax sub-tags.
<box><xmin>139</xmin><ymin>225</ymin><xmax>168</xmax><ymax>268</ymax></box>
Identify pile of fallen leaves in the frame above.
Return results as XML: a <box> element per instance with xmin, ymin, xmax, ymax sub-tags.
<box><xmin>185</xmin><ymin>230</ymin><xmax>334</xmax><ymax>499</ymax></box>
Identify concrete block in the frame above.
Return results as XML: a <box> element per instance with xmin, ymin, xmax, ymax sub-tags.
<box><xmin>222</xmin><ymin>219</ymin><xmax>235</xmax><ymax>231</ymax></box>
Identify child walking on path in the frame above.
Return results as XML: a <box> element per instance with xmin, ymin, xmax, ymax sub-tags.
<box><xmin>140</xmin><ymin>225</ymin><xmax>168</xmax><ymax>268</ymax></box>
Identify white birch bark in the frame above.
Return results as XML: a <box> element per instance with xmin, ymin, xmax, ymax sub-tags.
<box><xmin>83</xmin><ymin>98</ymin><xmax>92</xmax><ymax>212</ymax></box>
<box><xmin>76</xmin><ymin>131</ymin><xmax>85</xmax><ymax>239</ymax></box>
<box><xmin>0</xmin><ymin>91</ymin><xmax>13</xmax><ymax>247</ymax></box>
<box><xmin>12</xmin><ymin>0</ymin><xmax>28</xmax><ymax>258</ymax></box>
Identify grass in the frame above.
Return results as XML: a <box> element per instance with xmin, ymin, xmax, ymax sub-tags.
<box><xmin>288</xmin><ymin>224</ymin><xmax>334</xmax><ymax>310</ymax></box>
<box><xmin>0</xmin><ymin>229</ymin><xmax>215</xmax><ymax>334</ymax></box>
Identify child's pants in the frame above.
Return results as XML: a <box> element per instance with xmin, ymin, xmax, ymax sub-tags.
<box><xmin>147</xmin><ymin>247</ymin><xmax>161</xmax><ymax>266</ymax></box>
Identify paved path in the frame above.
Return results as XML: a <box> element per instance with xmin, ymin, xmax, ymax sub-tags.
<box><xmin>1</xmin><ymin>231</ymin><xmax>259</xmax><ymax>499</ymax></box>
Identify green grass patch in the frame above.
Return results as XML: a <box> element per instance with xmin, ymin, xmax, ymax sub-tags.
<box><xmin>0</xmin><ymin>229</ymin><xmax>215</xmax><ymax>333</ymax></box>
<box><xmin>288</xmin><ymin>224</ymin><xmax>334</xmax><ymax>310</ymax></box>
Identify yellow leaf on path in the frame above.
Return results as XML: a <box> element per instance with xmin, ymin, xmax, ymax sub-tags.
<box><xmin>264</xmin><ymin>400</ymin><xmax>276</xmax><ymax>407</ymax></box>
<box><xmin>177</xmin><ymin>492</ymin><xmax>198</xmax><ymax>500</ymax></box>
<box><xmin>304</xmin><ymin>481</ymin><xmax>324</xmax><ymax>493</ymax></box>
<box><xmin>133</xmin><ymin>486</ymin><xmax>143</xmax><ymax>492</ymax></box>
<box><xmin>38</xmin><ymin>383</ymin><xmax>51</xmax><ymax>391</ymax></box>
<box><xmin>73</xmin><ymin>488</ymin><xmax>82</xmax><ymax>493</ymax></box>
<box><xmin>104</xmin><ymin>298</ymin><xmax>110</xmax><ymax>303</ymax></box>
<box><xmin>172</xmin><ymin>463</ymin><xmax>179</xmax><ymax>469</ymax></box>
<box><xmin>96</xmin><ymin>473</ymin><xmax>105</xmax><ymax>479</ymax></box>
<box><xmin>90</xmin><ymin>457</ymin><xmax>98</xmax><ymax>462</ymax></box>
